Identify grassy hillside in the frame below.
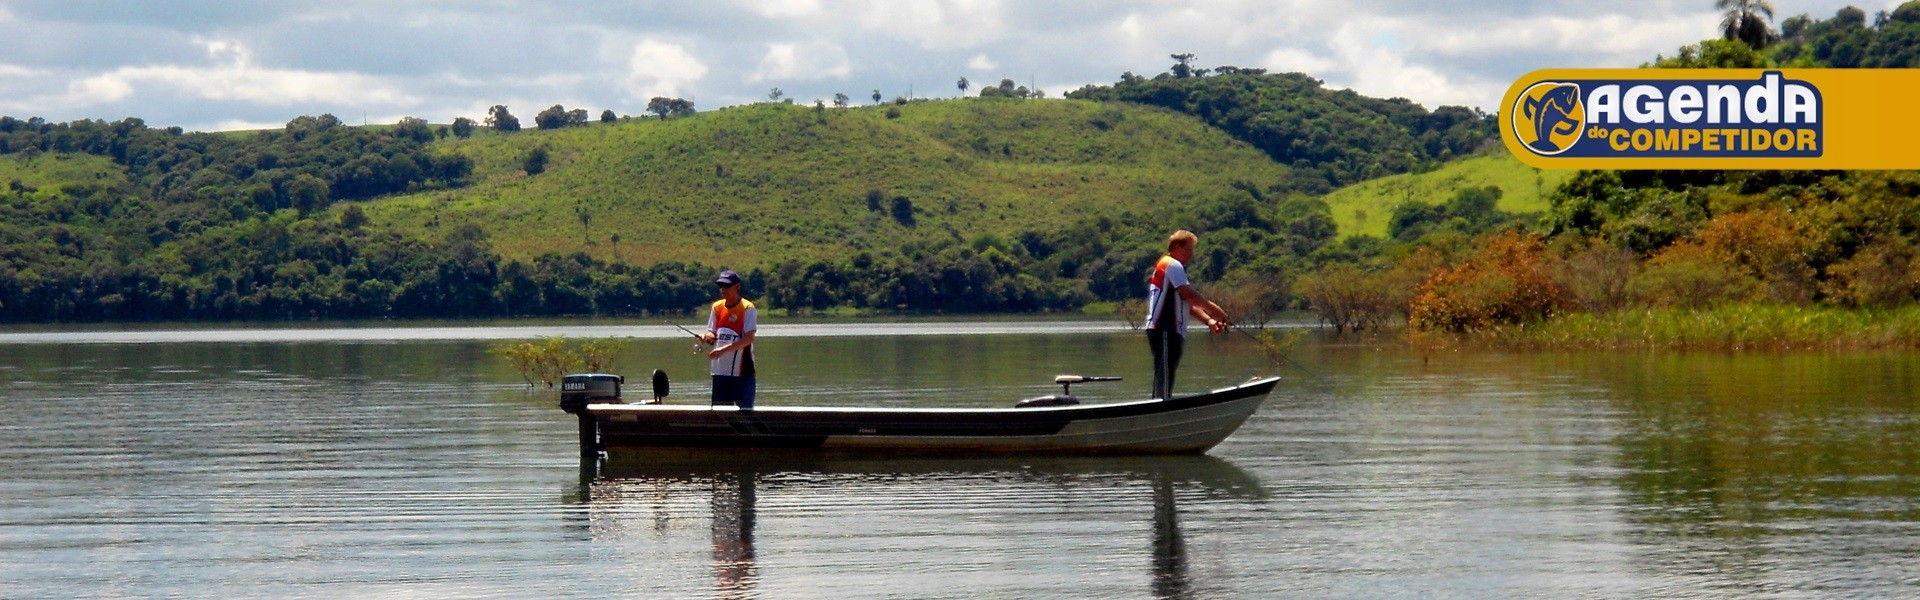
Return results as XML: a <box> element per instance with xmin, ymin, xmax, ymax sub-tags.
<box><xmin>0</xmin><ymin>152</ymin><xmax>129</xmax><ymax>193</ymax></box>
<box><xmin>1319</xmin><ymin>153</ymin><xmax>1571</xmax><ymax>239</ymax></box>
<box><xmin>355</xmin><ymin>99</ymin><xmax>1293</xmax><ymax>268</ymax></box>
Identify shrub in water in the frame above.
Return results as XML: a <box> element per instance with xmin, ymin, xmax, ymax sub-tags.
<box><xmin>1409</xmin><ymin>232</ymin><xmax>1570</xmax><ymax>332</ymax></box>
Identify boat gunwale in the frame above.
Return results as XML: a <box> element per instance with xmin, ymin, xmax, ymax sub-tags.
<box><xmin>584</xmin><ymin>376</ymin><xmax>1281</xmax><ymax>417</ymax></box>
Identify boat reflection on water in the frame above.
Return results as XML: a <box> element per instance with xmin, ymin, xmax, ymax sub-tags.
<box><xmin>1151</xmin><ymin>476</ymin><xmax>1189</xmax><ymax>599</ymax></box>
<box><xmin>576</xmin><ymin>451</ymin><xmax>1261</xmax><ymax>598</ymax></box>
<box><xmin>709</xmin><ymin>471</ymin><xmax>756</xmax><ymax>599</ymax></box>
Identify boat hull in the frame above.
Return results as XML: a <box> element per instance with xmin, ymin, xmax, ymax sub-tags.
<box><xmin>585</xmin><ymin>377</ymin><xmax>1278</xmax><ymax>455</ymax></box>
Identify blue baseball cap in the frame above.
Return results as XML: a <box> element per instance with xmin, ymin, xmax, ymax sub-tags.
<box><xmin>714</xmin><ymin>269</ymin><xmax>742</xmax><ymax>287</ymax></box>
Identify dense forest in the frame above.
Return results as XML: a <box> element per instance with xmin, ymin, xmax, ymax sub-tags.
<box><xmin>2</xmin><ymin>3</ymin><xmax>1916</xmax><ymax>327</ymax></box>
<box><xmin>1065</xmin><ymin>65</ymin><xmax>1496</xmax><ymax>193</ymax></box>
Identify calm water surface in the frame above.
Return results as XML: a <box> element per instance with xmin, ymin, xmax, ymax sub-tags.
<box><xmin>2</xmin><ymin>322</ymin><xmax>1917</xmax><ymax>598</ymax></box>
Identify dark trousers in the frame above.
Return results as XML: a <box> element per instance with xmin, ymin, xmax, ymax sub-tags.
<box><xmin>712</xmin><ymin>375</ymin><xmax>756</xmax><ymax>409</ymax></box>
<box><xmin>1147</xmin><ymin>329</ymin><xmax>1184</xmax><ymax>399</ymax></box>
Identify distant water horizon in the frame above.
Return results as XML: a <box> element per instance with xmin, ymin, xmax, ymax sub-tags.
<box><xmin>0</xmin><ymin>318</ymin><xmax>1198</xmax><ymax>345</ymax></box>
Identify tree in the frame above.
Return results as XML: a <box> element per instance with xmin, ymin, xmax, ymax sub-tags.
<box><xmin>646</xmin><ymin>97</ymin><xmax>696</xmax><ymax>119</ymax></box>
<box><xmin>1171</xmin><ymin>53</ymin><xmax>1198</xmax><ymax>78</ymax></box>
<box><xmin>890</xmin><ymin>196</ymin><xmax>915</xmax><ymax>226</ymax></box>
<box><xmin>833</xmin><ymin>93</ymin><xmax>849</xmax><ymax>108</ymax></box>
<box><xmin>340</xmin><ymin>204</ymin><xmax>369</xmax><ymax>230</ymax></box>
<box><xmin>600</xmin><ymin>109</ymin><xmax>617</xmax><ymax>124</ymax></box>
<box><xmin>485</xmin><ymin>105</ymin><xmax>520</xmax><ymax>132</ymax></box>
<box><xmin>567</xmin><ymin>108</ymin><xmax>589</xmax><ymax>127</ymax></box>
<box><xmin>646</xmin><ymin>97</ymin><xmax>676</xmax><ymax>119</ymax></box>
<box><xmin>287</xmin><ymin>173</ymin><xmax>330</xmax><ymax>215</ymax></box>
<box><xmin>524</xmin><ymin>146</ymin><xmax>549</xmax><ymax>175</ymax></box>
<box><xmin>768</xmin><ymin>87</ymin><xmax>784</xmax><ymax>102</ymax></box>
<box><xmin>451</xmin><ymin>117</ymin><xmax>476</xmax><ymax>138</ymax></box>
<box><xmin>957</xmin><ymin>77</ymin><xmax>970</xmax><ymax>96</ymax></box>
<box><xmin>872</xmin><ymin>89</ymin><xmax>882</xmax><ymax>104</ymax></box>
<box><xmin>1718</xmin><ymin>0</ymin><xmax>1777</xmax><ymax>48</ymax></box>
<box><xmin>978</xmin><ymin>78</ymin><xmax>1032</xmax><ymax>99</ymax></box>
<box><xmin>393</xmin><ymin>116</ymin><xmax>432</xmax><ymax>142</ymax></box>
<box><xmin>534</xmin><ymin>104</ymin><xmax>571</xmax><ymax>130</ymax></box>
<box><xmin>668</xmin><ymin>98</ymin><xmax>695</xmax><ymax>117</ymax></box>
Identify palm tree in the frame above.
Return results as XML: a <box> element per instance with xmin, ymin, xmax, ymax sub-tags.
<box><xmin>957</xmin><ymin>77</ymin><xmax>970</xmax><ymax>97</ymax></box>
<box><xmin>1717</xmin><ymin>0</ymin><xmax>1777</xmax><ymax>48</ymax></box>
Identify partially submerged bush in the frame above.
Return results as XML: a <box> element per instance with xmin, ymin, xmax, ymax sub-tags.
<box><xmin>1549</xmin><ymin>240</ymin><xmax>1640</xmax><ymax>313</ymax></box>
<box><xmin>1296</xmin><ymin>264</ymin><xmax>1392</xmax><ymax>333</ymax></box>
<box><xmin>1409</xmin><ymin>232</ymin><xmax>1570</xmax><ymax>332</ymax></box>
<box><xmin>1211</xmin><ymin>272</ymin><xmax>1290</xmax><ymax>328</ymax></box>
<box><xmin>1298</xmin><ymin>247</ymin><xmax>1445</xmax><ymax>332</ymax></box>
<box><xmin>490</xmin><ymin>337</ymin><xmax>632</xmax><ymax>388</ymax></box>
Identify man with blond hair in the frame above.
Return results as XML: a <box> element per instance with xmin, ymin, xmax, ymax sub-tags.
<box><xmin>1144</xmin><ymin>230</ymin><xmax>1230</xmax><ymax>399</ymax></box>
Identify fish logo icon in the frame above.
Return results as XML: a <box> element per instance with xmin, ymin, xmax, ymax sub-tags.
<box><xmin>1513</xmin><ymin>82</ymin><xmax>1584</xmax><ymax>156</ymax></box>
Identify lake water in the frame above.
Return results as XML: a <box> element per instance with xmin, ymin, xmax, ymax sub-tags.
<box><xmin>2</xmin><ymin>321</ymin><xmax>1917</xmax><ymax>598</ymax></box>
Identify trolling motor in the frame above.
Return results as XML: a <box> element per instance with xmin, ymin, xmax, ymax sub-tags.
<box><xmin>1014</xmin><ymin>374</ymin><xmax>1122</xmax><ymax>408</ymax></box>
<box><xmin>650</xmin><ymin>369</ymin><xmax>669</xmax><ymax>404</ymax></box>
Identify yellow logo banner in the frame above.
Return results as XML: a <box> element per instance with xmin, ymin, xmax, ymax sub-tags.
<box><xmin>1502</xmin><ymin>68</ymin><xmax>1920</xmax><ymax>169</ymax></box>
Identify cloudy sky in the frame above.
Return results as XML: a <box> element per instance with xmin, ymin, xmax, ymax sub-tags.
<box><xmin>0</xmin><ymin>0</ymin><xmax>1894</xmax><ymax>131</ymax></box>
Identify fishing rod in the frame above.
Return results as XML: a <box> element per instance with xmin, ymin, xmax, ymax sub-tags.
<box><xmin>665</xmin><ymin>321</ymin><xmax>707</xmax><ymax>354</ymax></box>
<box><xmin>1227</xmin><ymin>325</ymin><xmax>1320</xmax><ymax>380</ymax></box>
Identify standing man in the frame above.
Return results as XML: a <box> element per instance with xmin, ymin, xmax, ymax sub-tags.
<box><xmin>1145</xmin><ymin>230</ymin><xmax>1230</xmax><ymax>400</ymax></box>
<box><xmin>701</xmin><ymin>269</ymin><xmax>758</xmax><ymax>409</ymax></box>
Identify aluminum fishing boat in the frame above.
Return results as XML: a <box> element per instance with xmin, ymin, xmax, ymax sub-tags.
<box><xmin>559</xmin><ymin>373</ymin><xmax>1278</xmax><ymax>455</ymax></box>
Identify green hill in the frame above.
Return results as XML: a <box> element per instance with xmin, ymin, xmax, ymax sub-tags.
<box><xmin>1319</xmin><ymin>153</ymin><xmax>1572</xmax><ymax>240</ymax></box>
<box><xmin>355</xmin><ymin>99</ymin><xmax>1292</xmax><ymax>267</ymax></box>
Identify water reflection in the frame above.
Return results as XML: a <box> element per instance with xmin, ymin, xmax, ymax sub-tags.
<box><xmin>710</xmin><ymin>472</ymin><xmax>757</xmax><ymax>599</ymax></box>
<box><xmin>579</xmin><ymin>452</ymin><xmax>1260</xmax><ymax>598</ymax></box>
<box><xmin>1150</xmin><ymin>476</ymin><xmax>1190</xmax><ymax>600</ymax></box>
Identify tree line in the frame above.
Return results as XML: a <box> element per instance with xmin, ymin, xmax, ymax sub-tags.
<box><xmin>1065</xmin><ymin>54</ymin><xmax>1499</xmax><ymax>194</ymax></box>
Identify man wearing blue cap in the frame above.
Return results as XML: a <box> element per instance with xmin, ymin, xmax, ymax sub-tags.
<box><xmin>700</xmin><ymin>269</ymin><xmax>758</xmax><ymax>409</ymax></box>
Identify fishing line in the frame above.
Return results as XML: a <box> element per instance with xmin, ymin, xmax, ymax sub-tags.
<box><xmin>1228</xmin><ymin>325</ymin><xmax>1321</xmax><ymax>380</ymax></box>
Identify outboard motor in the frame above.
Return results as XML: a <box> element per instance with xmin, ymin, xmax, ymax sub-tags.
<box><xmin>560</xmin><ymin>373</ymin><xmax>624</xmax><ymax>414</ymax></box>
<box><xmin>560</xmin><ymin>373</ymin><xmax>623</xmax><ymax>458</ymax></box>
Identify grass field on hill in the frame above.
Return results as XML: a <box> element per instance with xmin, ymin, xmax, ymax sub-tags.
<box><xmin>354</xmin><ymin>99</ymin><xmax>1295</xmax><ymax>267</ymax></box>
<box><xmin>0</xmin><ymin>152</ymin><xmax>128</xmax><ymax>197</ymax></box>
<box><xmin>1319</xmin><ymin>153</ymin><xmax>1572</xmax><ymax>239</ymax></box>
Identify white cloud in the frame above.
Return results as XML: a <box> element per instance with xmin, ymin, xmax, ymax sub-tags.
<box><xmin>206</xmin><ymin>119</ymin><xmax>287</xmax><ymax>132</ymax></box>
<box><xmin>1319</xmin><ymin>20</ymin><xmax>1503</xmax><ymax>108</ymax></box>
<box><xmin>0</xmin><ymin>64</ymin><xmax>41</xmax><ymax>78</ymax></box>
<box><xmin>744</xmin><ymin>0</ymin><xmax>822</xmax><ymax>19</ymax></box>
<box><xmin>626</xmin><ymin>39</ymin><xmax>709</xmax><ymax>100</ymax></box>
<box><xmin>15</xmin><ymin>38</ymin><xmax>418</xmax><ymax>111</ymax></box>
<box><xmin>1260</xmin><ymin>48</ymin><xmax>1337</xmax><ymax>75</ymax></box>
<box><xmin>747</xmin><ymin>42</ymin><xmax>851</xmax><ymax>83</ymax></box>
<box><xmin>966</xmin><ymin>53</ymin><xmax>997</xmax><ymax>72</ymax></box>
<box><xmin>853</xmin><ymin>0</ymin><xmax>1007</xmax><ymax>49</ymax></box>
<box><xmin>63</xmin><ymin>74</ymin><xmax>135</xmax><ymax>105</ymax></box>
<box><xmin>1390</xmin><ymin>14</ymin><xmax>1702</xmax><ymax>59</ymax></box>
<box><xmin>1117</xmin><ymin>13</ymin><xmax>1145</xmax><ymax>42</ymax></box>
